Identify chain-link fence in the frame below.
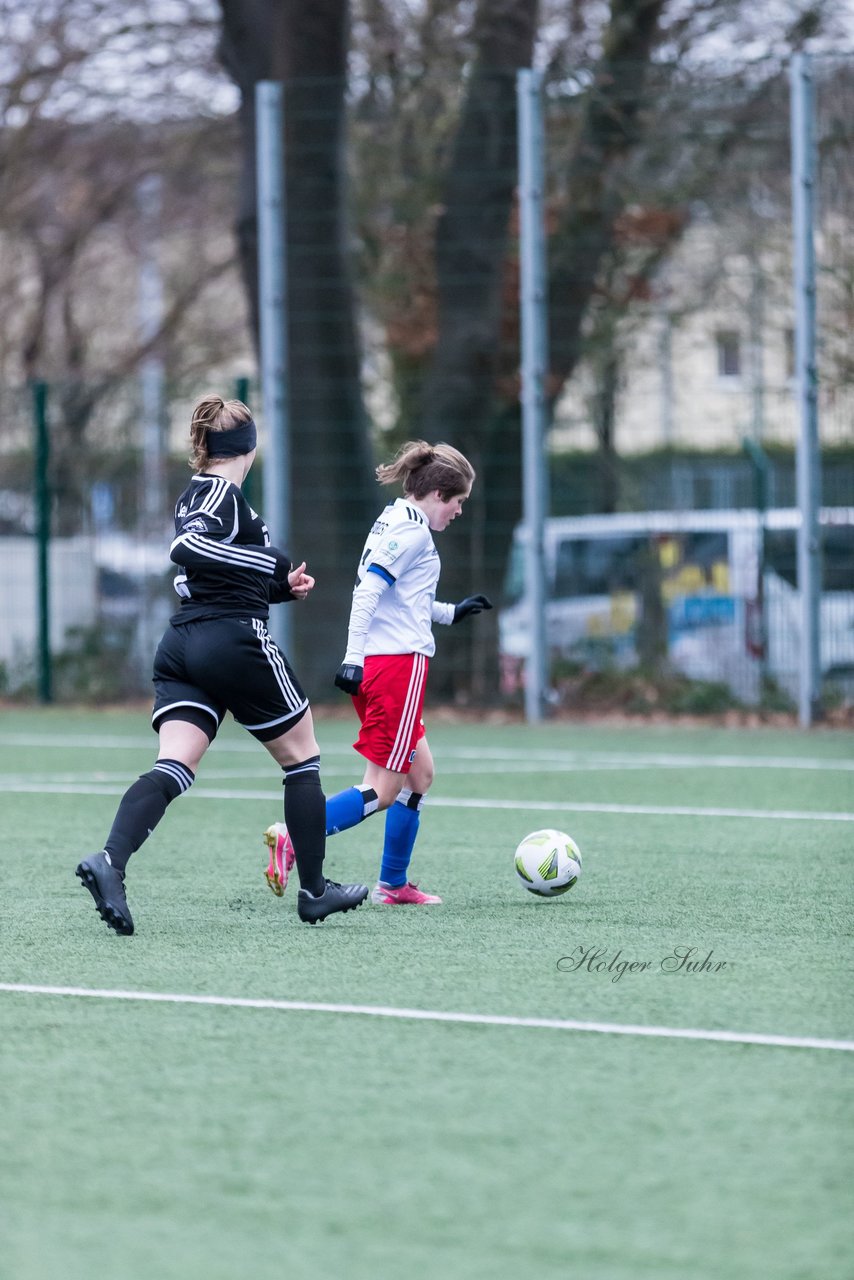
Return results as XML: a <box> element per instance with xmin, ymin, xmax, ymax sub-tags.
<box><xmin>1</xmin><ymin>54</ymin><xmax>852</xmax><ymax>712</ymax></box>
<box><xmin>533</xmin><ymin>53</ymin><xmax>854</xmax><ymax>713</ymax></box>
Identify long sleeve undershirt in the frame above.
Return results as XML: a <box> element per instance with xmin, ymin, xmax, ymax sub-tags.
<box><xmin>343</xmin><ymin>572</ymin><xmax>390</xmax><ymax>665</ymax></box>
<box><xmin>343</xmin><ymin>572</ymin><xmax>454</xmax><ymax>664</ymax></box>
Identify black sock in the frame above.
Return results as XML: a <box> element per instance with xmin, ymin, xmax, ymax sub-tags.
<box><xmin>103</xmin><ymin>759</ymin><xmax>195</xmax><ymax>871</ymax></box>
<box><xmin>283</xmin><ymin>756</ymin><xmax>326</xmax><ymax>896</ymax></box>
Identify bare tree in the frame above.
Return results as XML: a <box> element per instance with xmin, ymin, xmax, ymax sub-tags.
<box><xmin>0</xmin><ymin>1</ymin><xmax>247</xmax><ymax>533</ymax></box>
<box><xmin>347</xmin><ymin>0</ymin><xmax>662</xmax><ymax>699</ymax></box>
<box><xmin>546</xmin><ymin>0</ymin><xmax>668</xmax><ymax>400</ymax></box>
<box><xmin>218</xmin><ymin>0</ymin><xmax>375</xmax><ymax>692</ymax></box>
<box><xmin>417</xmin><ymin>0</ymin><xmax>539</xmax><ymax>699</ymax></box>
<box><xmin>7</xmin><ymin>0</ymin><xmax>850</xmax><ymax>699</ymax></box>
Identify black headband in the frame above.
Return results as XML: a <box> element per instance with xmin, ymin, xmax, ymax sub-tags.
<box><xmin>206</xmin><ymin>419</ymin><xmax>257</xmax><ymax>458</ymax></box>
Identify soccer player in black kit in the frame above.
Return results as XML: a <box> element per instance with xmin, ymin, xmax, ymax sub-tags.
<box><xmin>75</xmin><ymin>393</ymin><xmax>368</xmax><ymax>933</ymax></box>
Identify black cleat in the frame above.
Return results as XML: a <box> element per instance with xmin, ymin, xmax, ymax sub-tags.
<box><xmin>297</xmin><ymin>878</ymin><xmax>369</xmax><ymax>924</ymax></box>
<box><xmin>76</xmin><ymin>851</ymin><xmax>134</xmax><ymax>936</ymax></box>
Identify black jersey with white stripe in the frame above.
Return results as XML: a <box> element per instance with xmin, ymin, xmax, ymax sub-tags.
<box><xmin>168</xmin><ymin>473</ymin><xmax>289</xmax><ymax>623</ymax></box>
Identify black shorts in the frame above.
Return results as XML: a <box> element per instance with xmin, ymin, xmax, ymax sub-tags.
<box><xmin>151</xmin><ymin>617</ymin><xmax>309</xmax><ymax>743</ymax></box>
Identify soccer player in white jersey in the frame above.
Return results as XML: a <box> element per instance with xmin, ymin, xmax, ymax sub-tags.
<box><xmin>75</xmin><ymin>393</ymin><xmax>368</xmax><ymax>934</ymax></box>
<box><xmin>264</xmin><ymin>440</ymin><xmax>491</xmax><ymax>904</ymax></box>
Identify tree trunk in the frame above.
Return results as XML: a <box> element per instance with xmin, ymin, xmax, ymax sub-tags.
<box><xmin>636</xmin><ymin>540</ymin><xmax>667</xmax><ymax>672</ymax></box>
<box><xmin>424</xmin><ymin>0</ymin><xmax>665</xmax><ymax>700</ymax></box>
<box><xmin>218</xmin><ymin>0</ymin><xmax>274</xmax><ymax>341</ymax></box>
<box><xmin>592</xmin><ymin>345</ymin><xmax>620</xmax><ymax>514</ymax></box>
<box><xmin>547</xmin><ymin>0</ymin><xmax>666</xmax><ymax>396</ymax></box>
<box><xmin>219</xmin><ymin>0</ymin><xmax>375</xmax><ymax>696</ymax></box>
<box><xmin>421</xmin><ymin>0</ymin><xmax>538</xmax><ymax>700</ymax></box>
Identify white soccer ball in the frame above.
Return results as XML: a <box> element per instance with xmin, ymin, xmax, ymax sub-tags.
<box><xmin>514</xmin><ymin>828</ymin><xmax>582</xmax><ymax>898</ymax></box>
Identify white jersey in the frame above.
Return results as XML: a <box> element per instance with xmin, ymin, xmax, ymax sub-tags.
<box><xmin>346</xmin><ymin>498</ymin><xmax>454</xmax><ymax>659</ymax></box>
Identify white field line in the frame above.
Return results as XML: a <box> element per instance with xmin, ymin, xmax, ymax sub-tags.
<box><xmin>0</xmin><ymin>983</ymin><xmax>850</xmax><ymax>1053</ymax></box>
<box><xmin>0</xmin><ymin>762</ymin><xmax>670</xmax><ymax>784</ymax></box>
<box><xmin>0</xmin><ymin>760</ymin><xmax>709</xmax><ymax>779</ymax></box>
<box><xmin>0</xmin><ymin>777</ymin><xmax>851</xmax><ymax>821</ymax></box>
<box><xmin>0</xmin><ymin>777</ymin><xmax>851</xmax><ymax>822</ymax></box>
<box><xmin>0</xmin><ymin>732</ymin><xmax>852</xmax><ymax>772</ymax></box>
<box><xmin>444</xmin><ymin>748</ymin><xmax>854</xmax><ymax>772</ymax></box>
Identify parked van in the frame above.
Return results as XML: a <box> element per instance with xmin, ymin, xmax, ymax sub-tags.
<box><xmin>499</xmin><ymin>508</ymin><xmax>854</xmax><ymax>702</ymax></box>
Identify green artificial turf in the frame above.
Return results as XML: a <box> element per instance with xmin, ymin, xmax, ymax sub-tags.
<box><xmin>1</xmin><ymin>707</ymin><xmax>852</xmax><ymax>1280</ymax></box>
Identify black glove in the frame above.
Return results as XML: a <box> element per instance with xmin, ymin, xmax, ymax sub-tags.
<box><xmin>452</xmin><ymin>594</ymin><xmax>493</xmax><ymax>624</ymax></box>
<box><xmin>334</xmin><ymin>662</ymin><xmax>364</xmax><ymax>695</ymax></box>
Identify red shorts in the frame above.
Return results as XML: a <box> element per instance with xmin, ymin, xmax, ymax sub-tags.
<box><xmin>352</xmin><ymin>653</ymin><xmax>428</xmax><ymax>773</ymax></box>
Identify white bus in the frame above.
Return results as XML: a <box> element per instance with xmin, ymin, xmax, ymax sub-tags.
<box><xmin>499</xmin><ymin>508</ymin><xmax>854</xmax><ymax>703</ymax></box>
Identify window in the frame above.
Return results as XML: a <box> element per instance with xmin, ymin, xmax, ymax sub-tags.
<box><xmin>824</xmin><ymin>528</ymin><xmax>854</xmax><ymax>590</ymax></box>
<box><xmin>716</xmin><ymin>330</ymin><xmax>741</xmax><ymax>378</ymax></box>
<box><xmin>553</xmin><ymin>536</ymin><xmax>646</xmax><ymax>599</ymax></box>
<box><xmin>502</xmin><ymin>541</ymin><xmax>525</xmax><ymax>607</ymax></box>
<box><xmin>765</xmin><ymin>531</ymin><xmax>796</xmax><ymax>586</ymax></box>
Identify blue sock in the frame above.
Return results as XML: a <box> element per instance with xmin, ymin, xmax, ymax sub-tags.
<box><xmin>326</xmin><ymin>785</ymin><xmax>379</xmax><ymax>836</ymax></box>
<box><xmin>379</xmin><ymin>790</ymin><xmax>423</xmax><ymax>887</ymax></box>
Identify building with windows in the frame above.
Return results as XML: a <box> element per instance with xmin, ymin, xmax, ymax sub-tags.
<box><xmin>552</xmin><ymin>215</ymin><xmax>853</xmax><ymax>456</ymax></box>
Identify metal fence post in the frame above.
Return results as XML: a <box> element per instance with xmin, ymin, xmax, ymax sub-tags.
<box><xmin>517</xmin><ymin>68</ymin><xmax>549</xmax><ymax>724</ymax></box>
<box><xmin>32</xmin><ymin>379</ymin><xmax>52</xmax><ymax>703</ymax></box>
<box><xmin>790</xmin><ymin>52</ymin><xmax>822</xmax><ymax>727</ymax></box>
<box><xmin>256</xmin><ymin>80</ymin><xmax>290</xmax><ymax>656</ymax></box>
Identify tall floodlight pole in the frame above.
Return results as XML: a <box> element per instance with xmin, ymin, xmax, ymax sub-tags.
<box><xmin>790</xmin><ymin>53</ymin><xmax>822</xmax><ymax>727</ymax></box>
<box><xmin>517</xmin><ymin>69</ymin><xmax>549</xmax><ymax>724</ymax></box>
<box><xmin>256</xmin><ymin>81</ymin><xmax>290</xmax><ymax>654</ymax></box>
